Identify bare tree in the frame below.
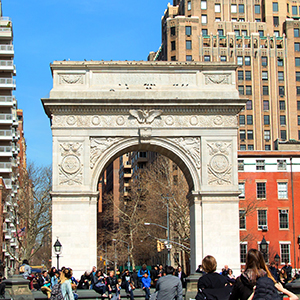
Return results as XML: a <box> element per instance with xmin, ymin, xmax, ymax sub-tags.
<box><xmin>8</xmin><ymin>161</ymin><xmax>52</xmax><ymax>263</ymax></box>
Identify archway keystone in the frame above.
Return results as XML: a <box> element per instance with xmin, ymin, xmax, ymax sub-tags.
<box><xmin>42</xmin><ymin>61</ymin><xmax>245</xmax><ymax>277</ymax></box>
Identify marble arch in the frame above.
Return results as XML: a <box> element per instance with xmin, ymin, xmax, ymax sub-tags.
<box><xmin>42</xmin><ymin>61</ymin><xmax>245</xmax><ymax>277</ymax></box>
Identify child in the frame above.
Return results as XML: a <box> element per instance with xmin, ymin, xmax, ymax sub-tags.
<box><xmin>142</xmin><ymin>273</ymin><xmax>151</xmax><ymax>300</ymax></box>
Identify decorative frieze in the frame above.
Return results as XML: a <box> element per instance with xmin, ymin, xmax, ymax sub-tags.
<box><xmin>205</xmin><ymin>74</ymin><xmax>231</xmax><ymax>85</ymax></box>
<box><xmin>52</xmin><ymin>114</ymin><xmax>237</xmax><ymax>128</ymax></box>
<box><xmin>207</xmin><ymin>142</ymin><xmax>232</xmax><ymax>185</ymax></box>
<box><xmin>59</xmin><ymin>74</ymin><xmax>84</xmax><ymax>85</ymax></box>
<box><xmin>59</xmin><ymin>142</ymin><xmax>83</xmax><ymax>185</ymax></box>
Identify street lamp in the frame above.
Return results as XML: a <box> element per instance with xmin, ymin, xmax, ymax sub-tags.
<box><xmin>144</xmin><ymin>221</ymin><xmax>171</xmax><ymax>266</ymax></box>
<box><xmin>53</xmin><ymin>238</ymin><xmax>62</xmax><ymax>270</ymax></box>
<box><xmin>260</xmin><ymin>236</ymin><xmax>268</xmax><ymax>261</ymax></box>
<box><xmin>112</xmin><ymin>239</ymin><xmax>117</xmax><ymax>273</ymax></box>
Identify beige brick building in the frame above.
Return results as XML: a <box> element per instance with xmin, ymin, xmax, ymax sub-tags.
<box><xmin>151</xmin><ymin>0</ymin><xmax>300</xmax><ymax>150</ymax></box>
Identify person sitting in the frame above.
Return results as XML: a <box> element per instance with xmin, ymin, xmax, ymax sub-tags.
<box><xmin>93</xmin><ymin>270</ymin><xmax>107</xmax><ymax>297</ymax></box>
<box><xmin>196</xmin><ymin>255</ymin><xmax>232</xmax><ymax>300</ymax></box>
<box><xmin>121</xmin><ymin>269</ymin><xmax>135</xmax><ymax>300</ymax></box>
<box><xmin>142</xmin><ymin>272</ymin><xmax>151</xmax><ymax>300</ymax></box>
<box><xmin>137</xmin><ymin>265</ymin><xmax>150</xmax><ymax>288</ymax></box>
<box><xmin>38</xmin><ymin>270</ymin><xmax>52</xmax><ymax>298</ymax></box>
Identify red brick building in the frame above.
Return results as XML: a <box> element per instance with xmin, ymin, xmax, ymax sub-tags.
<box><xmin>238</xmin><ymin>148</ymin><xmax>300</xmax><ymax>269</ymax></box>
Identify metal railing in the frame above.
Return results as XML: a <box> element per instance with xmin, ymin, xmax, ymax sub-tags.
<box><xmin>0</xmin><ymin>130</ymin><xmax>12</xmax><ymax>137</ymax></box>
<box><xmin>0</xmin><ymin>162</ymin><xmax>11</xmax><ymax>169</ymax></box>
<box><xmin>0</xmin><ymin>113</ymin><xmax>12</xmax><ymax>121</ymax></box>
<box><xmin>0</xmin><ymin>146</ymin><xmax>12</xmax><ymax>153</ymax></box>
<box><xmin>0</xmin><ymin>78</ymin><xmax>15</xmax><ymax>85</ymax></box>
<box><xmin>0</xmin><ymin>60</ymin><xmax>13</xmax><ymax>67</ymax></box>
<box><xmin>0</xmin><ymin>96</ymin><xmax>13</xmax><ymax>102</ymax></box>
<box><xmin>0</xmin><ymin>45</ymin><xmax>13</xmax><ymax>51</ymax></box>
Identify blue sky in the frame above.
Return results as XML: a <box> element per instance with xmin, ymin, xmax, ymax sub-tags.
<box><xmin>3</xmin><ymin>0</ymin><xmax>168</xmax><ymax>166</ymax></box>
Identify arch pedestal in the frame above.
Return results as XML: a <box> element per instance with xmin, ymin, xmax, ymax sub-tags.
<box><xmin>42</xmin><ymin>61</ymin><xmax>245</xmax><ymax>277</ymax></box>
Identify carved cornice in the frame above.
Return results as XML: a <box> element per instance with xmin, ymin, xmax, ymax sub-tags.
<box><xmin>52</xmin><ymin>114</ymin><xmax>237</xmax><ymax>128</ymax></box>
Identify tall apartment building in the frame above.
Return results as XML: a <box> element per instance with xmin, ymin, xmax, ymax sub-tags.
<box><xmin>0</xmin><ymin>1</ymin><xmax>20</xmax><ymax>276</ymax></box>
<box><xmin>152</xmin><ymin>0</ymin><xmax>300</xmax><ymax>150</ymax></box>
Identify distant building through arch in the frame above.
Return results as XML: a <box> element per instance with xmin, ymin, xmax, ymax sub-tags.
<box><xmin>42</xmin><ymin>61</ymin><xmax>245</xmax><ymax>277</ymax></box>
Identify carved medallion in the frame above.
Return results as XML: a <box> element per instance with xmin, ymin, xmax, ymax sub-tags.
<box><xmin>165</xmin><ymin>116</ymin><xmax>174</xmax><ymax>125</ymax></box>
<box><xmin>67</xmin><ymin>116</ymin><xmax>76</xmax><ymax>126</ymax></box>
<box><xmin>116</xmin><ymin>116</ymin><xmax>125</xmax><ymax>126</ymax></box>
<box><xmin>60</xmin><ymin>74</ymin><xmax>84</xmax><ymax>85</ymax></box>
<box><xmin>92</xmin><ymin>116</ymin><xmax>101</xmax><ymax>126</ymax></box>
<box><xmin>61</xmin><ymin>155</ymin><xmax>81</xmax><ymax>174</ymax></box>
<box><xmin>190</xmin><ymin>116</ymin><xmax>199</xmax><ymax>126</ymax></box>
<box><xmin>213</xmin><ymin>116</ymin><xmax>223</xmax><ymax>126</ymax></box>
<box><xmin>205</xmin><ymin>74</ymin><xmax>230</xmax><ymax>85</ymax></box>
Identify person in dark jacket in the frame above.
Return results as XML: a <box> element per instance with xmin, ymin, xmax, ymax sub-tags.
<box><xmin>175</xmin><ymin>266</ymin><xmax>187</xmax><ymax>289</ymax></box>
<box><xmin>77</xmin><ymin>271</ymin><xmax>90</xmax><ymax>289</ymax></box>
<box><xmin>121</xmin><ymin>269</ymin><xmax>135</xmax><ymax>300</ymax></box>
<box><xmin>282</xmin><ymin>260</ymin><xmax>293</xmax><ymax>281</ymax></box>
<box><xmin>106</xmin><ymin>270</ymin><xmax>120</xmax><ymax>300</ymax></box>
<box><xmin>196</xmin><ymin>255</ymin><xmax>231</xmax><ymax>300</ymax></box>
<box><xmin>93</xmin><ymin>270</ymin><xmax>107</xmax><ymax>297</ymax></box>
<box><xmin>268</xmin><ymin>261</ymin><xmax>279</xmax><ymax>282</ymax></box>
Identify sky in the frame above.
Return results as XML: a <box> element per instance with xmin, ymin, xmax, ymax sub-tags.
<box><xmin>3</xmin><ymin>0</ymin><xmax>169</xmax><ymax>167</ymax></box>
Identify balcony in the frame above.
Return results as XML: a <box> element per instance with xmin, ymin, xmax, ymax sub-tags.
<box><xmin>0</xmin><ymin>78</ymin><xmax>16</xmax><ymax>89</ymax></box>
<box><xmin>0</xmin><ymin>27</ymin><xmax>12</xmax><ymax>39</ymax></box>
<box><xmin>3</xmin><ymin>178</ymin><xmax>12</xmax><ymax>189</ymax></box>
<box><xmin>2</xmin><ymin>204</ymin><xmax>7</xmax><ymax>213</ymax></box>
<box><xmin>0</xmin><ymin>96</ymin><xmax>13</xmax><ymax>106</ymax></box>
<box><xmin>0</xmin><ymin>146</ymin><xmax>12</xmax><ymax>157</ymax></box>
<box><xmin>2</xmin><ymin>243</ymin><xmax>6</xmax><ymax>252</ymax></box>
<box><xmin>3</xmin><ymin>223</ymin><xmax>7</xmax><ymax>233</ymax></box>
<box><xmin>0</xmin><ymin>44</ymin><xmax>13</xmax><ymax>56</ymax></box>
<box><xmin>0</xmin><ymin>60</ymin><xmax>14</xmax><ymax>72</ymax></box>
<box><xmin>0</xmin><ymin>113</ymin><xmax>12</xmax><ymax>124</ymax></box>
<box><xmin>5</xmin><ymin>229</ymin><xmax>11</xmax><ymax>239</ymax></box>
<box><xmin>0</xmin><ymin>162</ymin><xmax>12</xmax><ymax>173</ymax></box>
<box><xmin>0</xmin><ymin>130</ymin><xmax>12</xmax><ymax>140</ymax></box>
<box><xmin>10</xmin><ymin>238</ymin><xmax>17</xmax><ymax>247</ymax></box>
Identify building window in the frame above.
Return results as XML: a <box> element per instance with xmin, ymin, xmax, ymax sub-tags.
<box><xmin>245</xmin><ymin>56</ymin><xmax>251</xmax><ymax>66</ymax></box>
<box><xmin>240</xmin><ymin>144</ymin><xmax>246</xmax><ymax>150</ymax></box>
<box><xmin>280</xmin><ymin>244</ymin><xmax>290</xmax><ymax>263</ymax></box>
<box><xmin>246</xmin><ymin>86</ymin><xmax>252</xmax><ymax>95</ymax></box>
<box><xmin>296</xmin><ymin>72</ymin><xmax>300</xmax><ymax>82</ymax></box>
<box><xmin>258</xmin><ymin>210</ymin><xmax>267</xmax><ymax>226</ymax></box>
<box><xmin>258</xmin><ymin>30</ymin><xmax>264</xmax><ymax>37</ymax></box>
<box><xmin>274</xmin><ymin>31</ymin><xmax>279</xmax><ymax>37</ymax></box>
<box><xmin>171</xmin><ymin>56</ymin><xmax>176</xmax><ymax>61</ymax></box>
<box><xmin>218</xmin><ymin>29</ymin><xmax>224</xmax><ymax>36</ymax></box>
<box><xmin>263</xmin><ymin>86</ymin><xmax>269</xmax><ymax>95</ymax></box>
<box><xmin>238</xmin><ymin>71</ymin><xmax>244</xmax><ymax>80</ymax></box>
<box><xmin>255</xmin><ymin>5</ymin><xmax>260</xmax><ymax>14</ymax></box>
<box><xmin>279</xmin><ymin>86</ymin><xmax>285</xmax><ymax>96</ymax></box>
<box><xmin>295</xmin><ymin>43</ymin><xmax>300</xmax><ymax>52</ymax></box>
<box><xmin>202</xmin><ymin>29</ymin><xmax>208</xmax><ymax>35</ymax></box>
<box><xmin>234</xmin><ymin>29</ymin><xmax>240</xmax><ymax>36</ymax></box>
<box><xmin>187</xmin><ymin>1</ymin><xmax>192</xmax><ymax>11</ymax></box>
<box><xmin>298</xmin><ymin>116</ymin><xmax>300</xmax><ymax>125</ymax></box>
<box><xmin>201</xmin><ymin>15</ymin><xmax>207</xmax><ymax>24</ymax></box>
<box><xmin>239</xmin><ymin>115</ymin><xmax>245</xmax><ymax>125</ymax></box>
<box><xmin>248</xmin><ymin>145</ymin><xmax>254</xmax><ymax>150</ymax></box>
<box><xmin>247</xmin><ymin>130</ymin><xmax>253</xmax><ymax>140</ymax></box>
<box><xmin>171</xmin><ymin>41</ymin><xmax>176</xmax><ymax>51</ymax></box>
<box><xmin>298</xmin><ymin>101</ymin><xmax>300</xmax><ymax>110</ymax></box>
<box><xmin>278</xmin><ymin>58</ymin><xmax>284</xmax><ymax>66</ymax></box>
<box><xmin>186</xmin><ymin>40</ymin><xmax>192</xmax><ymax>50</ymax></box>
<box><xmin>264</xmin><ymin>115</ymin><xmax>270</xmax><ymax>125</ymax></box>
<box><xmin>186</xmin><ymin>55</ymin><xmax>192</xmax><ymax>61</ymax></box>
<box><xmin>264</xmin><ymin>130</ymin><xmax>270</xmax><ymax>141</ymax></box>
<box><xmin>239</xmin><ymin>183</ymin><xmax>245</xmax><ymax>198</ymax></box>
<box><xmin>242</xmin><ymin>30</ymin><xmax>248</xmax><ymax>36</ymax></box>
<box><xmin>273</xmin><ymin>2</ymin><xmax>279</xmax><ymax>12</ymax></box>
<box><xmin>231</xmin><ymin>4</ymin><xmax>237</xmax><ymax>13</ymax></box>
<box><xmin>297</xmin><ymin>87</ymin><xmax>300</xmax><ymax>95</ymax></box>
<box><xmin>240</xmin><ymin>210</ymin><xmax>246</xmax><ymax>229</ymax></box>
<box><xmin>215</xmin><ymin>17</ymin><xmax>221</xmax><ymax>21</ymax></box>
<box><xmin>247</xmin><ymin>115</ymin><xmax>253</xmax><ymax>125</ymax></box>
<box><xmin>240</xmin><ymin>130</ymin><xmax>246</xmax><ymax>140</ymax></box>
<box><xmin>279</xmin><ymin>101</ymin><xmax>286</xmax><ymax>110</ymax></box>
<box><xmin>278</xmin><ymin>72</ymin><xmax>284</xmax><ymax>81</ymax></box>
<box><xmin>215</xmin><ymin>4</ymin><xmax>221</xmax><ymax>13</ymax></box>
<box><xmin>255</xmin><ymin>18</ymin><xmax>261</xmax><ymax>22</ymax></box>
<box><xmin>186</xmin><ymin>26</ymin><xmax>191</xmax><ymax>36</ymax></box>
<box><xmin>237</xmin><ymin>56</ymin><xmax>243</xmax><ymax>65</ymax></box>
<box><xmin>273</xmin><ymin>17</ymin><xmax>279</xmax><ymax>27</ymax></box>
<box><xmin>299</xmin><ymin>130</ymin><xmax>300</xmax><ymax>140</ymax></box>
<box><xmin>292</xmin><ymin>5</ymin><xmax>298</xmax><ymax>15</ymax></box>
<box><xmin>280</xmin><ymin>115</ymin><xmax>286</xmax><ymax>125</ymax></box>
<box><xmin>295</xmin><ymin>28</ymin><xmax>300</xmax><ymax>38</ymax></box>
<box><xmin>262</xmin><ymin>71</ymin><xmax>268</xmax><ymax>80</ymax></box>
<box><xmin>170</xmin><ymin>27</ymin><xmax>176</xmax><ymax>36</ymax></box>
<box><xmin>265</xmin><ymin>145</ymin><xmax>271</xmax><ymax>150</ymax></box>
<box><xmin>238</xmin><ymin>86</ymin><xmax>244</xmax><ymax>95</ymax></box>
<box><xmin>238</xmin><ymin>160</ymin><xmax>244</xmax><ymax>171</ymax></box>
<box><xmin>279</xmin><ymin>210</ymin><xmax>289</xmax><ymax>229</ymax></box>
<box><xmin>245</xmin><ymin>71</ymin><xmax>251</xmax><ymax>80</ymax></box>
<box><xmin>201</xmin><ymin>0</ymin><xmax>207</xmax><ymax>10</ymax></box>
<box><xmin>256</xmin><ymin>160</ymin><xmax>265</xmax><ymax>170</ymax></box>
<box><xmin>263</xmin><ymin>100</ymin><xmax>269</xmax><ymax>111</ymax></box>
<box><xmin>240</xmin><ymin>244</ymin><xmax>247</xmax><ymax>263</ymax></box>
<box><xmin>262</xmin><ymin>56</ymin><xmax>268</xmax><ymax>66</ymax></box>
<box><xmin>239</xmin><ymin>4</ymin><xmax>245</xmax><ymax>13</ymax></box>
<box><xmin>278</xmin><ymin>182</ymin><xmax>288</xmax><ymax>198</ymax></box>
<box><xmin>246</xmin><ymin>100</ymin><xmax>252</xmax><ymax>110</ymax></box>
<box><xmin>204</xmin><ymin>55</ymin><xmax>210</xmax><ymax>62</ymax></box>
<box><xmin>296</xmin><ymin>58</ymin><xmax>300</xmax><ymax>66</ymax></box>
<box><xmin>281</xmin><ymin>130</ymin><xmax>287</xmax><ymax>140</ymax></box>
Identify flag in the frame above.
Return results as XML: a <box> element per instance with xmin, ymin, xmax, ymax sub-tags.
<box><xmin>14</xmin><ymin>227</ymin><xmax>25</xmax><ymax>237</ymax></box>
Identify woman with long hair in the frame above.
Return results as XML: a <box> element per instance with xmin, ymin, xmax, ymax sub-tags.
<box><xmin>229</xmin><ymin>249</ymin><xmax>298</xmax><ymax>300</ymax></box>
<box><xmin>60</xmin><ymin>268</ymin><xmax>74</xmax><ymax>300</ymax></box>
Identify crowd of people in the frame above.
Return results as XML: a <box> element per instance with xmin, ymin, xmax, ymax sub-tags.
<box><xmin>18</xmin><ymin>260</ymin><xmax>184</xmax><ymax>300</ymax></box>
<box><xmin>195</xmin><ymin>249</ymin><xmax>299</xmax><ymax>300</ymax></box>
<box><xmin>14</xmin><ymin>252</ymin><xmax>300</xmax><ymax>300</ymax></box>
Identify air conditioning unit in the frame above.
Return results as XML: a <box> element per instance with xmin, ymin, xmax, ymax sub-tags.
<box><xmin>281</xmin><ymin>210</ymin><xmax>288</xmax><ymax>214</ymax></box>
<box><xmin>261</xmin><ymin>225</ymin><xmax>268</xmax><ymax>231</ymax></box>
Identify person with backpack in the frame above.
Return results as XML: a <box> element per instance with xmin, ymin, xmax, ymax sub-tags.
<box><xmin>19</xmin><ymin>259</ymin><xmax>31</xmax><ymax>280</ymax></box>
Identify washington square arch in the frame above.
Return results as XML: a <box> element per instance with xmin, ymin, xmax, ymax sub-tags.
<box><xmin>42</xmin><ymin>61</ymin><xmax>246</xmax><ymax>277</ymax></box>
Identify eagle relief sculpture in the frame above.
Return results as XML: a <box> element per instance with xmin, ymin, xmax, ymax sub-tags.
<box><xmin>129</xmin><ymin>109</ymin><xmax>163</xmax><ymax>124</ymax></box>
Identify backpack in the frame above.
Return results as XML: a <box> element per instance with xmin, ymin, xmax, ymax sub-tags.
<box><xmin>50</xmin><ymin>283</ymin><xmax>64</xmax><ymax>300</ymax></box>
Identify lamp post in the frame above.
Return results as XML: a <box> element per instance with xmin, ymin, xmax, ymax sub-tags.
<box><xmin>112</xmin><ymin>239</ymin><xmax>117</xmax><ymax>273</ymax></box>
<box><xmin>260</xmin><ymin>236</ymin><xmax>268</xmax><ymax>262</ymax></box>
<box><xmin>144</xmin><ymin>222</ymin><xmax>171</xmax><ymax>266</ymax></box>
<box><xmin>53</xmin><ymin>238</ymin><xmax>62</xmax><ymax>270</ymax></box>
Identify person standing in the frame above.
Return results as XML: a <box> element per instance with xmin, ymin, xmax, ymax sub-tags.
<box><xmin>156</xmin><ymin>266</ymin><xmax>183</xmax><ymax>300</ymax></box>
<box><xmin>282</xmin><ymin>260</ymin><xmax>293</xmax><ymax>282</ymax></box>
<box><xmin>175</xmin><ymin>266</ymin><xmax>187</xmax><ymax>289</ymax></box>
<box><xmin>60</xmin><ymin>268</ymin><xmax>74</xmax><ymax>300</ymax></box>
